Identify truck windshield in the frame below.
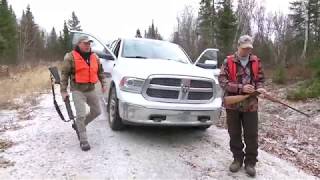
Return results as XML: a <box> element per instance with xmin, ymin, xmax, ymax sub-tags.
<box><xmin>122</xmin><ymin>39</ymin><xmax>191</xmax><ymax>64</ymax></box>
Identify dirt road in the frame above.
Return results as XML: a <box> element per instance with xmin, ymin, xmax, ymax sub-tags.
<box><xmin>0</xmin><ymin>94</ymin><xmax>317</xmax><ymax>179</ymax></box>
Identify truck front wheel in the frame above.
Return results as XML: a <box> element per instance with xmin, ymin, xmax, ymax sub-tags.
<box><xmin>108</xmin><ymin>87</ymin><xmax>125</xmax><ymax>131</ymax></box>
<box><xmin>193</xmin><ymin>125</ymin><xmax>211</xmax><ymax>130</ymax></box>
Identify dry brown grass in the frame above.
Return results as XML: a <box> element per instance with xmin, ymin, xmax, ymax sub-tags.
<box><xmin>0</xmin><ymin>62</ymin><xmax>60</xmax><ymax>109</ymax></box>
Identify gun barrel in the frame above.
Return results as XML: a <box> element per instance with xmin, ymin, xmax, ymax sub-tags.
<box><xmin>64</xmin><ymin>97</ymin><xmax>75</xmax><ymax>120</ymax></box>
<box><xmin>264</xmin><ymin>94</ymin><xmax>310</xmax><ymax>117</ymax></box>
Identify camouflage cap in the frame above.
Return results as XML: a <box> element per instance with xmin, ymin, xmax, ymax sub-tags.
<box><xmin>76</xmin><ymin>35</ymin><xmax>93</xmax><ymax>44</ymax></box>
<box><xmin>238</xmin><ymin>35</ymin><xmax>253</xmax><ymax>49</ymax></box>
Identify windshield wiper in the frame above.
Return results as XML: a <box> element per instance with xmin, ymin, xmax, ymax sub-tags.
<box><xmin>124</xmin><ymin>56</ymin><xmax>147</xmax><ymax>59</ymax></box>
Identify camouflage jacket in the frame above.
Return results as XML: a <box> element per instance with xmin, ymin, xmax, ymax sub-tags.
<box><xmin>218</xmin><ymin>53</ymin><xmax>265</xmax><ymax>112</ymax></box>
<box><xmin>60</xmin><ymin>51</ymin><xmax>107</xmax><ymax>93</ymax></box>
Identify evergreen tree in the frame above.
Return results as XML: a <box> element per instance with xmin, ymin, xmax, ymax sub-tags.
<box><xmin>289</xmin><ymin>0</ymin><xmax>320</xmax><ymax>60</ymax></box>
<box><xmin>135</xmin><ymin>29</ymin><xmax>142</xmax><ymax>38</ymax></box>
<box><xmin>289</xmin><ymin>0</ymin><xmax>307</xmax><ymax>39</ymax></box>
<box><xmin>60</xmin><ymin>21</ymin><xmax>71</xmax><ymax>53</ymax></box>
<box><xmin>47</xmin><ymin>27</ymin><xmax>60</xmax><ymax>60</ymax></box>
<box><xmin>47</xmin><ymin>27</ymin><xmax>58</xmax><ymax>50</ymax></box>
<box><xmin>215</xmin><ymin>0</ymin><xmax>237</xmax><ymax>57</ymax></box>
<box><xmin>19</xmin><ymin>5</ymin><xmax>41</xmax><ymax>62</ymax></box>
<box><xmin>197</xmin><ymin>0</ymin><xmax>216</xmax><ymax>50</ymax></box>
<box><xmin>144</xmin><ymin>20</ymin><xmax>163</xmax><ymax>40</ymax></box>
<box><xmin>67</xmin><ymin>11</ymin><xmax>82</xmax><ymax>31</ymax></box>
<box><xmin>308</xmin><ymin>0</ymin><xmax>320</xmax><ymax>45</ymax></box>
<box><xmin>0</xmin><ymin>0</ymin><xmax>18</xmax><ymax>64</ymax></box>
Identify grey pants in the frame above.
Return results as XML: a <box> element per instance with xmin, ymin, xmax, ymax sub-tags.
<box><xmin>72</xmin><ymin>90</ymin><xmax>101</xmax><ymax>142</ymax></box>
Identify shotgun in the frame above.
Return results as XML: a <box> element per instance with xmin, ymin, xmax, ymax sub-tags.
<box><xmin>49</xmin><ymin>66</ymin><xmax>75</xmax><ymax>122</ymax></box>
<box><xmin>49</xmin><ymin>66</ymin><xmax>79</xmax><ymax>139</ymax></box>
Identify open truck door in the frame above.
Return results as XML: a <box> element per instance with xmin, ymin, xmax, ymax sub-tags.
<box><xmin>194</xmin><ymin>48</ymin><xmax>220</xmax><ymax>79</ymax></box>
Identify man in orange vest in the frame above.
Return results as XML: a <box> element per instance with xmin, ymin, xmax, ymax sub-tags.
<box><xmin>60</xmin><ymin>35</ymin><xmax>107</xmax><ymax>151</ymax></box>
<box><xmin>218</xmin><ymin>35</ymin><xmax>267</xmax><ymax>177</ymax></box>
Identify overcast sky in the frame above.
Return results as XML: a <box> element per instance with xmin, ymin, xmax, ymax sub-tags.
<box><xmin>8</xmin><ymin>0</ymin><xmax>291</xmax><ymax>42</ymax></box>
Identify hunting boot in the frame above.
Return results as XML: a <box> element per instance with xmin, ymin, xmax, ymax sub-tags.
<box><xmin>80</xmin><ymin>141</ymin><xmax>91</xmax><ymax>151</ymax></box>
<box><xmin>245</xmin><ymin>164</ymin><xmax>256</xmax><ymax>177</ymax></box>
<box><xmin>72</xmin><ymin>123</ymin><xmax>80</xmax><ymax>140</ymax></box>
<box><xmin>229</xmin><ymin>160</ymin><xmax>242</xmax><ymax>172</ymax></box>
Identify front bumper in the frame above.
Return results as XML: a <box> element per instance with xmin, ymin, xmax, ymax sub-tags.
<box><xmin>118</xmin><ymin>101</ymin><xmax>221</xmax><ymax>126</ymax></box>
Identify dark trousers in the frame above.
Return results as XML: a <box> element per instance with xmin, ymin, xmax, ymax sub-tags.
<box><xmin>226</xmin><ymin>109</ymin><xmax>258</xmax><ymax>165</ymax></box>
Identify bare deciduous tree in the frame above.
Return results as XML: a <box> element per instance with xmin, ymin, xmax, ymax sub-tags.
<box><xmin>173</xmin><ymin>6</ymin><xmax>199</xmax><ymax>60</ymax></box>
<box><xmin>233</xmin><ymin>0</ymin><xmax>256</xmax><ymax>48</ymax></box>
<box><xmin>272</xmin><ymin>12</ymin><xmax>290</xmax><ymax>66</ymax></box>
<box><xmin>300</xmin><ymin>1</ymin><xmax>309</xmax><ymax>61</ymax></box>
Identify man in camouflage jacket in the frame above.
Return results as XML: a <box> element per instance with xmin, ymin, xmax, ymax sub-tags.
<box><xmin>60</xmin><ymin>35</ymin><xmax>107</xmax><ymax>151</ymax></box>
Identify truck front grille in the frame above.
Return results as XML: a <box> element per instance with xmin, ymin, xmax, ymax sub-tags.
<box><xmin>142</xmin><ymin>75</ymin><xmax>215</xmax><ymax>103</ymax></box>
<box><xmin>146</xmin><ymin>89</ymin><xmax>180</xmax><ymax>99</ymax></box>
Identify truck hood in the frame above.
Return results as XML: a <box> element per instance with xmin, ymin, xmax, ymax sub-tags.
<box><xmin>116</xmin><ymin>58</ymin><xmax>215</xmax><ymax>80</ymax></box>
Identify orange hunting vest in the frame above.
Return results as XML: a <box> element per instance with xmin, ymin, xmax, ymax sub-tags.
<box><xmin>227</xmin><ymin>54</ymin><xmax>259</xmax><ymax>82</ymax></box>
<box><xmin>72</xmin><ymin>50</ymin><xmax>99</xmax><ymax>83</ymax></box>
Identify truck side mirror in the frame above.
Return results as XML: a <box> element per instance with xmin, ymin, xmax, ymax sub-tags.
<box><xmin>205</xmin><ymin>60</ymin><xmax>217</xmax><ymax>65</ymax></box>
<box><xmin>196</xmin><ymin>59</ymin><xmax>218</xmax><ymax>69</ymax></box>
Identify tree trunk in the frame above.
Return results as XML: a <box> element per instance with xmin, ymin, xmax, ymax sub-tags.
<box><xmin>211</xmin><ymin>0</ymin><xmax>216</xmax><ymax>47</ymax></box>
<box><xmin>301</xmin><ymin>2</ymin><xmax>309</xmax><ymax>61</ymax></box>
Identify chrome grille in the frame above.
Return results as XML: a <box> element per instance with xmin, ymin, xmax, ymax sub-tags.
<box><xmin>142</xmin><ymin>75</ymin><xmax>215</xmax><ymax>103</ymax></box>
<box><xmin>146</xmin><ymin>89</ymin><xmax>179</xmax><ymax>99</ymax></box>
<box><xmin>150</xmin><ymin>78</ymin><xmax>181</xmax><ymax>86</ymax></box>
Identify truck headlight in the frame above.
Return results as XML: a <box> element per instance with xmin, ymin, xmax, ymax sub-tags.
<box><xmin>119</xmin><ymin>77</ymin><xmax>145</xmax><ymax>93</ymax></box>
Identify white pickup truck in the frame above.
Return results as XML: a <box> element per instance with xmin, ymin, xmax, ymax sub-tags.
<box><xmin>70</xmin><ymin>31</ymin><xmax>222</xmax><ymax>130</ymax></box>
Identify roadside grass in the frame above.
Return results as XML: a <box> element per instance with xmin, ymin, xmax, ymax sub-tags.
<box><xmin>0</xmin><ymin>62</ymin><xmax>59</xmax><ymax>109</ymax></box>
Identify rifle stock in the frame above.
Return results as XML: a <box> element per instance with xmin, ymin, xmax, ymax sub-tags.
<box><xmin>224</xmin><ymin>94</ymin><xmax>250</xmax><ymax>105</ymax></box>
<box><xmin>49</xmin><ymin>66</ymin><xmax>61</xmax><ymax>84</ymax></box>
<box><xmin>224</xmin><ymin>91</ymin><xmax>260</xmax><ymax>105</ymax></box>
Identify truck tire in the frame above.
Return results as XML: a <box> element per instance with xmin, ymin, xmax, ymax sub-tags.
<box><xmin>108</xmin><ymin>87</ymin><xmax>124</xmax><ymax>131</ymax></box>
<box><xmin>194</xmin><ymin>125</ymin><xmax>211</xmax><ymax>130</ymax></box>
